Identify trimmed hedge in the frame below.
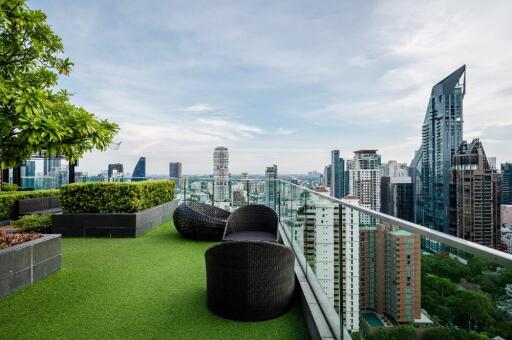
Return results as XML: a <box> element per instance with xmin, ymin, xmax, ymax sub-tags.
<box><xmin>60</xmin><ymin>180</ymin><xmax>175</xmax><ymax>213</ymax></box>
<box><xmin>0</xmin><ymin>190</ymin><xmax>60</xmax><ymax>220</ymax></box>
<box><xmin>13</xmin><ymin>214</ymin><xmax>53</xmax><ymax>233</ymax></box>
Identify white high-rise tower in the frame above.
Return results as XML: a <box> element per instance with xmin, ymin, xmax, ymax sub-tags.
<box><xmin>213</xmin><ymin>146</ymin><xmax>229</xmax><ymax>202</ymax></box>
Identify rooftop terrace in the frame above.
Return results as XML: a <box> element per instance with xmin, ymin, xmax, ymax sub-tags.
<box><xmin>0</xmin><ymin>221</ymin><xmax>308</xmax><ymax>339</ymax></box>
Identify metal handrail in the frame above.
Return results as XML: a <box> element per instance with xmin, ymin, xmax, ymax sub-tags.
<box><xmin>280</xmin><ymin>179</ymin><xmax>512</xmax><ymax>269</ymax></box>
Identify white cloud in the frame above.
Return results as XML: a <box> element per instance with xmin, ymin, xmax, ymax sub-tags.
<box><xmin>274</xmin><ymin>128</ymin><xmax>294</xmax><ymax>136</ymax></box>
<box><xmin>176</xmin><ymin>104</ymin><xmax>215</xmax><ymax>113</ymax></box>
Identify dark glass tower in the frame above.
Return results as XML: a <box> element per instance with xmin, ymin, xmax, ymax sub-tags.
<box><xmin>330</xmin><ymin>150</ymin><xmax>345</xmax><ymax>199</ymax></box>
<box><xmin>421</xmin><ymin>65</ymin><xmax>465</xmax><ymax>236</ymax></box>
<box><xmin>502</xmin><ymin>163</ymin><xmax>512</xmax><ymax>205</ymax></box>
<box><xmin>132</xmin><ymin>157</ymin><xmax>146</xmax><ymax>180</ymax></box>
<box><xmin>108</xmin><ymin>163</ymin><xmax>124</xmax><ymax>178</ymax></box>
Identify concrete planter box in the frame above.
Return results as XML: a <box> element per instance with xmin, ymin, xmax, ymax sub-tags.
<box><xmin>0</xmin><ymin>234</ymin><xmax>61</xmax><ymax>299</ymax></box>
<box><xmin>52</xmin><ymin>199</ymin><xmax>179</xmax><ymax>238</ymax></box>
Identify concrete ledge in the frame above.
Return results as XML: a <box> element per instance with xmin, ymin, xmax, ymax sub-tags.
<box><xmin>0</xmin><ymin>234</ymin><xmax>61</xmax><ymax>299</ymax></box>
<box><xmin>52</xmin><ymin>199</ymin><xmax>179</xmax><ymax>238</ymax></box>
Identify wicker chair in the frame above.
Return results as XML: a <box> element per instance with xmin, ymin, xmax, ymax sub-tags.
<box><xmin>205</xmin><ymin>241</ymin><xmax>295</xmax><ymax>321</ymax></box>
<box><xmin>173</xmin><ymin>202</ymin><xmax>230</xmax><ymax>241</ymax></box>
<box><xmin>222</xmin><ymin>204</ymin><xmax>278</xmax><ymax>242</ymax></box>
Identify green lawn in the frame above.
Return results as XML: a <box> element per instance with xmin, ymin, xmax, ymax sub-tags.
<box><xmin>0</xmin><ymin>222</ymin><xmax>309</xmax><ymax>339</ymax></box>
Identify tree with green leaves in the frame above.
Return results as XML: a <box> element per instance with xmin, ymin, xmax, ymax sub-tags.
<box><xmin>0</xmin><ymin>0</ymin><xmax>119</xmax><ymax>189</ymax></box>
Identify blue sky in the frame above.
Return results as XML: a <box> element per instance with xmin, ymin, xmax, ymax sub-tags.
<box><xmin>33</xmin><ymin>0</ymin><xmax>512</xmax><ymax>175</ymax></box>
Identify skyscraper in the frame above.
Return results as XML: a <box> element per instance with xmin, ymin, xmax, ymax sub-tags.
<box><xmin>502</xmin><ymin>163</ymin><xmax>512</xmax><ymax>205</ymax></box>
<box><xmin>213</xmin><ymin>147</ymin><xmax>229</xmax><ymax>202</ymax></box>
<box><xmin>323</xmin><ymin>164</ymin><xmax>332</xmax><ymax>189</ymax></box>
<box><xmin>360</xmin><ymin>225</ymin><xmax>421</xmax><ymax>324</ymax></box>
<box><xmin>390</xmin><ymin>177</ymin><xmax>414</xmax><ymax>222</ymax></box>
<box><xmin>409</xmin><ymin>149</ymin><xmax>423</xmax><ymax>225</ymax></box>
<box><xmin>349</xmin><ymin>150</ymin><xmax>381</xmax><ymax>226</ymax></box>
<box><xmin>43</xmin><ymin>156</ymin><xmax>62</xmax><ymax>176</ymax></box>
<box><xmin>296</xmin><ymin>195</ymin><xmax>360</xmax><ymax>332</ymax></box>
<box><xmin>108</xmin><ymin>163</ymin><xmax>123</xmax><ymax>178</ymax></box>
<box><xmin>421</xmin><ymin>65</ymin><xmax>466</xmax><ymax>236</ymax></box>
<box><xmin>169</xmin><ymin>162</ymin><xmax>182</xmax><ymax>178</ymax></box>
<box><xmin>24</xmin><ymin>160</ymin><xmax>36</xmax><ymax>177</ymax></box>
<box><xmin>450</xmin><ymin>139</ymin><xmax>501</xmax><ymax>249</ymax></box>
<box><xmin>330</xmin><ymin>150</ymin><xmax>345</xmax><ymax>199</ymax></box>
<box><xmin>132</xmin><ymin>157</ymin><xmax>146</xmax><ymax>180</ymax></box>
<box><xmin>265</xmin><ymin>165</ymin><xmax>278</xmax><ymax>210</ymax></box>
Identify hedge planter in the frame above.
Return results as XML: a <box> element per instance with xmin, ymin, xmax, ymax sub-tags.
<box><xmin>0</xmin><ymin>234</ymin><xmax>61</xmax><ymax>299</ymax></box>
<box><xmin>52</xmin><ymin>200</ymin><xmax>179</xmax><ymax>238</ymax></box>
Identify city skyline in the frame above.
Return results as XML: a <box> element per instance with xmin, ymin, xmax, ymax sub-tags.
<box><xmin>30</xmin><ymin>0</ymin><xmax>512</xmax><ymax>175</ymax></box>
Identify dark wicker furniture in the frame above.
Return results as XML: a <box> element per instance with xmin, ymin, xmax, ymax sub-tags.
<box><xmin>222</xmin><ymin>204</ymin><xmax>278</xmax><ymax>242</ymax></box>
<box><xmin>173</xmin><ymin>202</ymin><xmax>230</xmax><ymax>241</ymax></box>
<box><xmin>205</xmin><ymin>241</ymin><xmax>295</xmax><ymax>321</ymax></box>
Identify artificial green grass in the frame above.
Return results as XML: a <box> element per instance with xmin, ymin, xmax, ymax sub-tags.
<box><xmin>0</xmin><ymin>222</ymin><xmax>309</xmax><ymax>339</ymax></box>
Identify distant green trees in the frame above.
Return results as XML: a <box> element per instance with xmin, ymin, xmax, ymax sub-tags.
<box><xmin>421</xmin><ymin>254</ymin><xmax>512</xmax><ymax>338</ymax></box>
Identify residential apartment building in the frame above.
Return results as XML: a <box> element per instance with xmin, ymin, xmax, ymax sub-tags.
<box><xmin>360</xmin><ymin>225</ymin><xmax>421</xmax><ymax>324</ymax></box>
<box><xmin>450</xmin><ymin>139</ymin><xmax>501</xmax><ymax>249</ymax></box>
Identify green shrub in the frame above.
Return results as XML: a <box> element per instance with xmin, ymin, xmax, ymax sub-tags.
<box><xmin>0</xmin><ymin>189</ymin><xmax>60</xmax><ymax>220</ymax></box>
<box><xmin>2</xmin><ymin>182</ymin><xmax>20</xmax><ymax>191</ymax></box>
<box><xmin>13</xmin><ymin>214</ymin><xmax>52</xmax><ymax>233</ymax></box>
<box><xmin>60</xmin><ymin>180</ymin><xmax>175</xmax><ymax>213</ymax></box>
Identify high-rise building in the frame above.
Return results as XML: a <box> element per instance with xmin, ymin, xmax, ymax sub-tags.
<box><xmin>213</xmin><ymin>146</ymin><xmax>229</xmax><ymax>202</ymax></box>
<box><xmin>132</xmin><ymin>157</ymin><xmax>146</xmax><ymax>180</ymax></box>
<box><xmin>295</xmin><ymin>196</ymin><xmax>360</xmax><ymax>332</ymax></box>
<box><xmin>502</xmin><ymin>163</ymin><xmax>512</xmax><ymax>205</ymax></box>
<box><xmin>380</xmin><ymin>176</ymin><xmax>391</xmax><ymax>215</ymax></box>
<box><xmin>323</xmin><ymin>165</ymin><xmax>332</xmax><ymax>189</ymax></box>
<box><xmin>24</xmin><ymin>160</ymin><xmax>36</xmax><ymax>177</ymax></box>
<box><xmin>340</xmin><ymin>196</ymin><xmax>360</xmax><ymax>332</ymax></box>
<box><xmin>43</xmin><ymin>156</ymin><xmax>62</xmax><ymax>176</ymax></box>
<box><xmin>169</xmin><ymin>162</ymin><xmax>182</xmax><ymax>178</ymax></box>
<box><xmin>409</xmin><ymin>149</ymin><xmax>423</xmax><ymax>225</ymax></box>
<box><xmin>108</xmin><ymin>163</ymin><xmax>124</xmax><ymax>178</ymax></box>
<box><xmin>421</xmin><ymin>65</ymin><xmax>466</xmax><ymax>237</ymax></box>
<box><xmin>265</xmin><ymin>165</ymin><xmax>278</xmax><ymax>210</ymax></box>
<box><xmin>330</xmin><ymin>150</ymin><xmax>345</xmax><ymax>199</ymax></box>
<box><xmin>390</xmin><ymin>177</ymin><xmax>414</xmax><ymax>222</ymax></box>
<box><xmin>360</xmin><ymin>225</ymin><xmax>421</xmax><ymax>324</ymax></box>
<box><xmin>349</xmin><ymin>150</ymin><xmax>381</xmax><ymax>226</ymax></box>
<box><xmin>450</xmin><ymin>139</ymin><xmax>501</xmax><ymax>249</ymax></box>
<box><xmin>381</xmin><ymin>176</ymin><xmax>414</xmax><ymax>222</ymax></box>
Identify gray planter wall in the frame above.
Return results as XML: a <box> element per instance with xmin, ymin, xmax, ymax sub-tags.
<box><xmin>52</xmin><ymin>199</ymin><xmax>179</xmax><ymax>238</ymax></box>
<box><xmin>0</xmin><ymin>234</ymin><xmax>61</xmax><ymax>299</ymax></box>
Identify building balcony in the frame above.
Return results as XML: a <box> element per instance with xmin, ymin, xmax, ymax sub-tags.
<box><xmin>1</xmin><ymin>176</ymin><xmax>512</xmax><ymax>339</ymax></box>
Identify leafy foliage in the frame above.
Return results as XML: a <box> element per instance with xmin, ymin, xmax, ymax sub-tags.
<box><xmin>370</xmin><ymin>326</ymin><xmax>416</xmax><ymax>340</ymax></box>
<box><xmin>422</xmin><ymin>254</ymin><xmax>512</xmax><ymax>338</ymax></box>
<box><xmin>1</xmin><ymin>182</ymin><xmax>19</xmax><ymax>191</ymax></box>
<box><xmin>0</xmin><ymin>0</ymin><xmax>118</xmax><ymax>172</ymax></box>
<box><xmin>12</xmin><ymin>213</ymin><xmax>52</xmax><ymax>232</ymax></box>
<box><xmin>0</xmin><ymin>189</ymin><xmax>59</xmax><ymax>219</ymax></box>
<box><xmin>60</xmin><ymin>181</ymin><xmax>175</xmax><ymax>213</ymax></box>
<box><xmin>0</xmin><ymin>232</ymin><xmax>41</xmax><ymax>249</ymax></box>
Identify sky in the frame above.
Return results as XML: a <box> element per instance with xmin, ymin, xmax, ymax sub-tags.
<box><xmin>32</xmin><ymin>0</ymin><xmax>512</xmax><ymax>175</ymax></box>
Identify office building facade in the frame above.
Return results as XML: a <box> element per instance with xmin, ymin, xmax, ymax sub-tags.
<box><xmin>265</xmin><ymin>165</ymin><xmax>278</xmax><ymax>210</ymax></box>
<box><xmin>330</xmin><ymin>150</ymin><xmax>345</xmax><ymax>199</ymax></box>
<box><xmin>132</xmin><ymin>157</ymin><xmax>146</xmax><ymax>179</ymax></box>
<box><xmin>169</xmin><ymin>162</ymin><xmax>182</xmax><ymax>178</ymax></box>
<box><xmin>502</xmin><ymin>163</ymin><xmax>512</xmax><ymax>205</ymax></box>
<box><xmin>108</xmin><ymin>163</ymin><xmax>124</xmax><ymax>178</ymax></box>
